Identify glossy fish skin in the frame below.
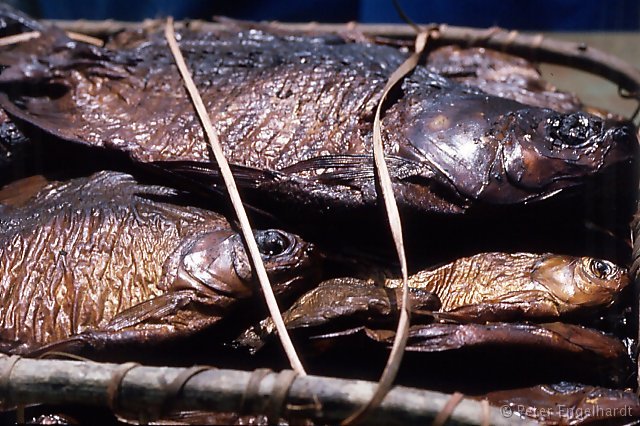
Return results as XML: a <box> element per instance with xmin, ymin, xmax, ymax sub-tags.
<box><xmin>0</xmin><ymin>171</ymin><xmax>319</xmax><ymax>356</ymax></box>
<box><xmin>0</xmin><ymin>23</ymin><xmax>634</xmax><ymax>214</ymax></box>
<box><xmin>484</xmin><ymin>382</ymin><xmax>640</xmax><ymax>425</ymax></box>
<box><xmin>236</xmin><ymin>253</ymin><xmax>628</xmax><ymax>349</ymax></box>
<box><xmin>383</xmin><ymin>252</ymin><xmax>627</xmax><ymax>321</ymax></box>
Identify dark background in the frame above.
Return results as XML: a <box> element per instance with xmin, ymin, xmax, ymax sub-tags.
<box><xmin>6</xmin><ymin>0</ymin><xmax>640</xmax><ymax>30</ymax></box>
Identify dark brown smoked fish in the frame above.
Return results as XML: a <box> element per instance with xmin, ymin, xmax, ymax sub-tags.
<box><xmin>0</xmin><ymin>17</ymin><xmax>634</xmax><ymax>214</ymax></box>
<box><xmin>484</xmin><ymin>382</ymin><xmax>640</xmax><ymax>425</ymax></box>
<box><xmin>0</xmin><ymin>171</ymin><xmax>320</xmax><ymax>356</ymax></box>
<box><xmin>237</xmin><ymin>320</ymin><xmax>631</xmax><ymax>389</ymax></box>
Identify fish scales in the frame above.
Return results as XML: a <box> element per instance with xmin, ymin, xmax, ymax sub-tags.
<box><xmin>0</xmin><ymin>16</ymin><xmax>634</xmax><ymax>213</ymax></box>
<box><xmin>382</xmin><ymin>252</ymin><xmax>627</xmax><ymax>319</ymax></box>
<box><xmin>0</xmin><ymin>171</ymin><xmax>319</xmax><ymax>356</ymax></box>
<box><xmin>0</xmin><ymin>174</ymin><xmax>221</xmax><ymax>348</ymax></box>
<box><xmin>401</xmin><ymin>253</ymin><xmax>544</xmax><ymax>309</ymax></box>
<box><xmin>14</xmin><ymin>29</ymin><xmax>399</xmax><ymax>168</ymax></box>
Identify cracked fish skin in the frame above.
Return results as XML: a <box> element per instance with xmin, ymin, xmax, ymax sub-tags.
<box><xmin>0</xmin><ymin>19</ymin><xmax>634</xmax><ymax>214</ymax></box>
<box><xmin>0</xmin><ymin>171</ymin><xmax>319</xmax><ymax>355</ymax></box>
<box><xmin>384</xmin><ymin>252</ymin><xmax>629</xmax><ymax>321</ymax></box>
<box><xmin>262</xmin><ymin>252</ymin><xmax>628</xmax><ymax>327</ymax></box>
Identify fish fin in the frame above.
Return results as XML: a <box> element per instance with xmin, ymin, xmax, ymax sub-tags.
<box><xmin>106</xmin><ymin>291</ymin><xmax>196</xmax><ymax>331</ymax></box>
<box><xmin>151</xmin><ymin>160</ymin><xmax>281</xmax><ymax>188</ymax></box>
<box><xmin>308</xmin><ymin>326</ymin><xmax>368</xmax><ymax>340</ymax></box>
<box><xmin>146</xmin><ymin>161</ymin><xmax>286</xmax><ymax>226</ymax></box>
<box><xmin>27</xmin><ymin>292</ymin><xmax>224</xmax><ymax>357</ymax></box>
<box><xmin>281</xmin><ymin>154</ymin><xmax>424</xmax><ymax>186</ymax></box>
<box><xmin>28</xmin><ymin>328</ymin><xmax>169</xmax><ymax>357</ymax></box>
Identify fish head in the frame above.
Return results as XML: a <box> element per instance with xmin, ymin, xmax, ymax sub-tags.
<box><xmin>501</xmin><ymin>110</ymin><xmax>636</xmax><ymax>198</ymax></box>
<box><xmin>401</xmin><ymin>86</ymin><xmax>635</xmax><ymax>203</ymax></box>
<box><xmin>175</xmin><ymin>228</ymin><xmax>319</xmax><ymax>299</ymax></box>
<box><xmin>531</xmin><ymin>254</ymin><xmax>629</xmax><ymax>310</ymax></box>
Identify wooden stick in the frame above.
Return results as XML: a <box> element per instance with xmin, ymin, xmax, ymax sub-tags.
<box><xmin>0</xmin><ymin>356</ymin><xmax>525</xmax><ymax>425</ymax></box>
<box><xmin>0</xmin><ymin>31</ymin><xmax>39</xmax><ymax>47</ymax></box>
<box><xmin>65</xmin><ymin>30</ymin><xmax>104</xmax><ymax>47</ymax></box>
<box><xmin>163</xmin><ymin>18</ymin><xmax>306</xmax><ymax>376</ymax></box>
<box><xmin>0</xmin><ymin>30</ymin><xmax>103</xmax><ymax>48</ymax></box>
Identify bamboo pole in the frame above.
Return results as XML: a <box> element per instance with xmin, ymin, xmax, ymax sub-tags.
<box><xmin>0</xmin><ymin>356</ymin><xmax>527</xmax><ymax>425</ymax></box>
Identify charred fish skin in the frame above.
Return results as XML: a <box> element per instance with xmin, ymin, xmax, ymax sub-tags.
<box><xmin>0</xmin><ymin>20</ymin><xmax>634</xmax><ymax>215</ymax></box>
<box><xmin>0</xmin><ymin>171</ymin><xmax>319</xmax><ymax>356</ymax></box>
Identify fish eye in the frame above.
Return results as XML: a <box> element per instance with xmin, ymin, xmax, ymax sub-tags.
<box><xmin>255</xmin><ymin>230</ymin><xmax>292</xmax><ymax>257</ymax></box>
<box><xmin>546</xmin><ymin>113</ymin><xmax>602</xmax><ymax>148</ymax></box>
<box><xmin>588</xmin><ymin>259</ymin><xmax>614</xmax><ymax>279</ymax></box>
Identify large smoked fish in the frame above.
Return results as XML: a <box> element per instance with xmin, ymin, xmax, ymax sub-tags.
<box><xmin>0</xmin><ymin>171</ymin><xmax>320</xmax><ymax>356</ymax></box>
<box><xmin>0</xmin><ymin>15</ymin><xmax>634</xmax><ymax>214</ymax></box>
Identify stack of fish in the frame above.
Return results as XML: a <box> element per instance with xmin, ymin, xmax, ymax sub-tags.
<box><xmin>0</xmin><ymin>4</ymin><xmax>638</xmax><ymax>425</ymax></box>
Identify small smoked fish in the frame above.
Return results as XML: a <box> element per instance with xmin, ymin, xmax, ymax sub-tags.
<box><xmin>235</xmin><ymin>255</ymin><xmax>628</xmax><ymax>350</ymax></box>
<box><xmin>0</xmin><ymin>171</ymin><xmax>320</xmax><ymax>356</ymax></box>
<box><xmin>484</xmin><ymin>382</ymin><xmax>640</xmax><ymax>425</ymax></box>
<box><xmin>384</xmin><ymin>252</ymin><xmax>629</xmax><ymax>321</ymax></box>
<box><xmin>0</xmin><ymin>11</ymin><xmax>634</xmax><ymax>214</ymax></box>
<box><xmin>237</xmin><ymin>320</ymin><xmax>631</xmax><ymax>389</ymax></box>
<box><xmin>255</xmin><ymin>253</ymin><xmax>628</xmax><ymax>327</ymax></box>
